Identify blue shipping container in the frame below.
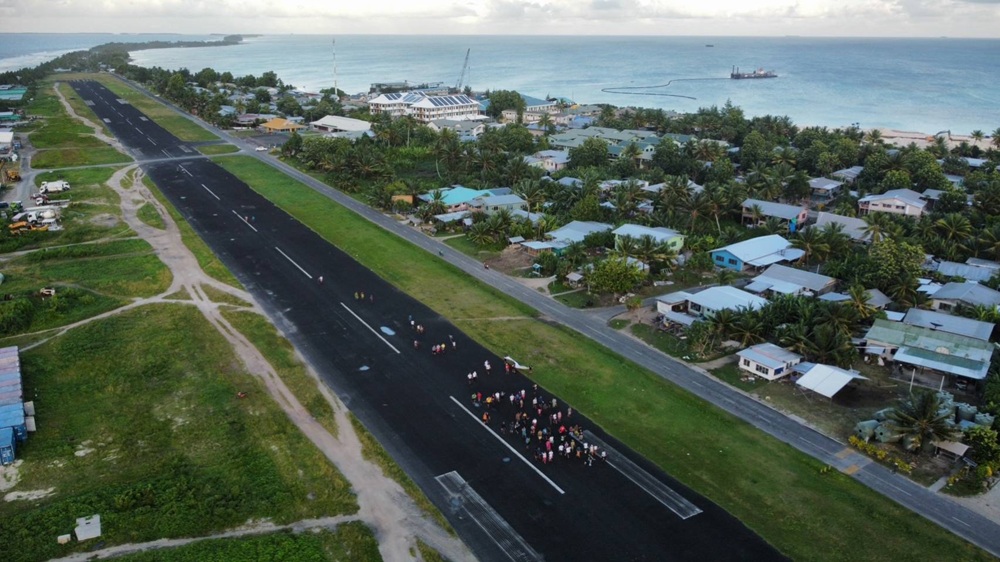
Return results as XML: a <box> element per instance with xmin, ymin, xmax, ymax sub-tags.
<box><xmin>0</xmin><ymin>426</ymin><xmax>14</xmax><ymax>465</ymax></box>
<box><xmin>0</xmin><ymin>403</ymin><xmax>26</xmax><ymax>441</ymax></box>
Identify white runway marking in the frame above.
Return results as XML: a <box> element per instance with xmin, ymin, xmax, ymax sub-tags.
<box><xmin>178</xmin><ymin>165</ymin><xmax>192</xmax><ymax>177</ymax></box>
<box><xmin>339</xmin><ymin>303</ymin><xmax>401</xmax><ymax>354</ymax></box>
<box><xmin>201</xmin><ymin>184</ymin><xmax>220</xmax><ymax>200</ymax></box>
<box><xmin>582</xmin><ymin>430</ymin><xmax>702</xmax><ymax>519</ymax></box>
<box><xmin>436</xmin><ymin>471</ymin><xmax>543</xmax><ymax>562</ymax></box>
<box><xmin>449</xmin><ymin>396</ymin><xmax>565</xmax><ymax>494</ymax></box>
<box><xmin>275</xmin><ymin>246</ymin><xmax>312</xmax><ymax>278</ymax></box>
<box><xmin>147</xmin><ymin>137</ymin><xmax>157</xmax><ymax>146</ymax></box>
<box><xmin>232</xmin><ymin>210</ymin><xmax>257</xmax><ymax>232</ymax></box>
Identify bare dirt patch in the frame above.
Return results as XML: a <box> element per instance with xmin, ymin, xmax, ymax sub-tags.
<box><xmin>4</xmin><ymin>488</ymin><xmax>55</xmax><ymax>502</ymax></box>
<box><xmin>488</xmin><ymin>245</ymin><xmax>535</xmax><ymax>274</ymax></box>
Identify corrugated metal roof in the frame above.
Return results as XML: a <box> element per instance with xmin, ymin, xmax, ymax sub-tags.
<box><xmin>757</xmin><ymin>264</ymin><xmax>835</xmax><ymax>292</ymax></box>
<box><xmin>796</xmin><ymin>364</ymin><xmax>866</xmax><ymax>398</ymax></box>
<box><xmin>713</xmin><ymin>234</ymin><xmax>792</xmax><ymax>263</ymax></box>
<box><xmin>902</xmin><ymin>308</ymin><xmax>994</xmax><ymax>341</ymax></box>
<box><xmin>737</xmin><ymin>343</ymin><xmax>802</xmax><ymax>370</ymax></box>
<box><xmin>932</xmin><ymin>282</ymin><xmax>1000</xmax><ymax>307</ymax></box>
<box><xmin>742</xmin><ymin>198</ymin><xmax>805</xmax><ymax>221</ymax></box>
<box><xmin>687</xmin><ymin>286</ymin><xmax>768</xmax><ymax>312</ymax></box>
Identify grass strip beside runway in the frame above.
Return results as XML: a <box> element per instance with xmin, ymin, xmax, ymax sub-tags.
<box><xmin>0</xmin><ymin>306</ymin><xmax>360</xmax><ymax>562</ymax></box>
<box><xmin>214</xmin><ymin>155</ymin><xmax>993</xmax><ymax>561</ymax></box>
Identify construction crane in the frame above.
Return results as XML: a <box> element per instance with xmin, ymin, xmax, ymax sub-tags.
<box><xmin>455</xmin><ymin>48</ymin><xmax>470</xmax><ymax>93</ymax></box>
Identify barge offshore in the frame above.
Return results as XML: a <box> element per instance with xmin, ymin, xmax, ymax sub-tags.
<box><xmin>731</xmin><ymin>66</ymin><xmax>777</xmax><ymax>79</ymax></box>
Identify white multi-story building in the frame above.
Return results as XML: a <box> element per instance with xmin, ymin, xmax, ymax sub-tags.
<box><xmin>367</xmin><ymin>92</ymin><xmax>480</xmax><ymax>122</ymax></box>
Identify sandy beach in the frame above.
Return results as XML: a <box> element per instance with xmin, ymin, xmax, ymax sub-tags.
<box><xmin>876</xmin><ymin>128</ymin><xmax>994</xmax><ymax>151</ymax></box>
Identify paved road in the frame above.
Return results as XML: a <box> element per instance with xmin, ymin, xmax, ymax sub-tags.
<box><xmin>71</xmin><ymin>80</ymin><xmax>783</xmax><ymax>562</ymax></box>
<box><xmin>92</xmin><ymin>76</ymin><xmax>1000</xmax><ymax>558</ymax></box>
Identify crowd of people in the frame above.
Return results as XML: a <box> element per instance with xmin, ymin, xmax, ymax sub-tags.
<box><xmin>470</xmin><ymin>383</ymin><xmax>606</xmax><ymax>467</ymax></box>
<box><xmin>406</xmin><ymin>311</ymin><xmax>607</xmax><ymax>468</ymax></box>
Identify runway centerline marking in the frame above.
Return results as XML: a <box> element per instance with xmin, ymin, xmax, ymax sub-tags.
<box><xmin>274</xmin><ymin>246</ymin><xmax>311</xmax><ymax>279</ymax></box>
<box><xmin>202</xmin><ymin>184</ymin><xmax>221</xmax><ymax>200</ymax></box>
<box><xmin>449</xmin><ymin>395</ymin><xmax>565</xmax><ymax>495</ymax></box>
<box><xmin>232</xmin><ymin>210</ymin><xmax>258</xmax><ymax>232</ymax></box>
<box><xmin>339</xmin><ymin>303</ymin><xmax>401</xmax><ymax>354</ymax></box>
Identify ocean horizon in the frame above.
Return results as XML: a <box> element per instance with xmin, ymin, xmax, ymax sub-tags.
<box><xmin>2</xmin><ymin>33</ymin><xmax>999</xmax><ymax>135</ymax></box>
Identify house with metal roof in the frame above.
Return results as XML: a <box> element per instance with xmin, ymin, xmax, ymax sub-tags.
<box><xmin>310</xmin><ymin>115</ymin><xmax>372</xmax><ymax>133</ymax></box>
<box><xmin>858</xmin><ymin>189</ymin><xmax>926</xmax><ymax>217</ymax></box>
<box><xmin>420</xmin><ymin>186</ymin><xmax>494</xmax><ymax>210</ymax></box>
<box><xmin>655</xmin><ymin>286</ymin><xmax>768</xmax><ymax>326</ymax></box>
<box><xmin>427</xmin><ymin>119</ymin><xmax>485</xmax><ymax>141</ymax></box>
<box><xmin>808</xmin><ymin>177</ymin><xmax>845</xmax><ymax>199</ymax></box>
<box><xmin>741</xmin><ymin>199</ymin><xmax>808</xmax><ymax>231</ymax></box>
<box><xmin>813</xmin><ymin>212</ymin><xmax>870</xmax><ymax>242</ymax></box>
<box><xmin>737</xmin><ymin>343</ymin><xmax>803</xmax><ymax>381</ymax></box>
<box><xmin>548</xmin><ymin>221</ymin><xmax>613</xmax><ymax>244</ymax></box>
<box><xmin>832</xmin><ymin>165</ymin><xmax>865</xmax><ymax>183</ymax></box>
<box><xmin>525</xmin><ymin>150</ymin><xmax>570</xmax><ymax>173</ymax></box>
<box><xmin>931</xmin><ymin>282</ymin><xmax>1000</xmax><ymax>312</ymax></box>
<box><xmin>710</xmin><ymin>235</ymin><xmax>805</xmax><ymax>272</ymax></box>
<box><xmin>470</xmin><ymin>194</ymin><xmax>528</xmax><ymax>215</ymax></box>
<box><xmin>931</xmin><ymin>259</ymin><xmax>1000</xmax><ymax>283</ymax></box>
<box><xmin>612</xmin><ymin>224</ymin><xmax>684</xmax><ymax>250</ymax></box>
<box><xmin>864</xmin><ymin>319</ymin><xmax>994</xmax><ymax>382</ymax></box>
<box><xmin>745</xmin><ymin>264</ymin><xmax>836</xmax><ymax>297</ymax></box>
<box><xmin>901</xmin><ymin>308</ymin><xmax>994</xmax><ymax>342</ymax></box>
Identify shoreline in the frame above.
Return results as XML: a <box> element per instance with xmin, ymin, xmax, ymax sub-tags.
<box><xmin>875</xmin><ymin>128</ymin><xmax>993</xmax><ymax>151</ymax></box>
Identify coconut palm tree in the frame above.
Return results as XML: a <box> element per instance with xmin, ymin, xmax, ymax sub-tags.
<box><xmin>864</xmin><ymin>129</ymin><xmax>884</xmax><ymax>145</ymax></box>
<box><xmin>992</xmin><ymin>127</ymin><xmax>1000</xmax><ymax>149</ymax></box>
<box><xmin>970</xmin><ymin>130</ymin><xmax>985</xmax><ymax>145</ymax></box>
<box><xmin>935</xmin><ymin>212</ymin><xmax>973</xmax><ymax>246</ymax></box>
<box><xmin>613</xmin><ymin>234</ymin><xmax>639</xmax><ymax>259</ymax></box>
<box><xmin>792</xmin><ymin>227</ymin><xmax>831</xmax><ymax>265</ymax></box>
<box><xmin>846</xmin><ymin>285</ymin><xmax>876</xmax><ymax>320</ymax></box>
<box><xmin>771</xmin><ymin>146</ymin><xmax>798</xmax><ymax>167</ymax></box>
<box><xmin>862</xmin><ymin>213</ymin><xmax>892</xmax><ymax>244</ymax></box>
<box><xmin>804</xmin><ymin>323</ymin><xmax>856</xmax><ymax>367</ymax></box>
<box><xmin>888</xmin><ymin>390</ymin><xmax>958</xmax><ymax>454</ymax></box>
<box><xmin>684</xmin><ymin>192</ymin><xmax>712</xmax><ymax>234</ymax></box>
<box><xmin>514</xmin><ymin>179</ymin><xmax>546</xmax><ymax>213</ymax></box>
<box><xmin>467</xmin><ymin>221</ymin><xmax>495</xmax><ymax>247</ymax></box>
<box><xmin>816</xmin><ymin>301</ymin><xmax>860</xmax><ymax>336</ymax></box>
<box><xmin>731</xmin><ymin>311</ymin><xmax>766</xmax><ymax>346</ymax></box>
<box><xmin>707</xmin><ymin>308</ymin><xmax>738</xmax><ymax>341</ymax></box>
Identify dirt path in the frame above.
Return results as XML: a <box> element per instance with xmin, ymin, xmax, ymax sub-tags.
<box><xmin>31</xmin><ymin>86</ymin><xmax>474</xmax><ymax>562</ymax></box>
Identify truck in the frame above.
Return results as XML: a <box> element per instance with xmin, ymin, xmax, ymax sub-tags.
<box><xmin>39</xmin><ymin>180</ymin><xmax>70</xmax><ymax>194</ymax></box>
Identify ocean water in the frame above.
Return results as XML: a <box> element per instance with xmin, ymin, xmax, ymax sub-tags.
<box><xmin>0</xmin><ymin>33</ymin><xmax>215</xmax><ymax>74</ymax></box>
<box><xmin>3</xmin><ymin>34</ymin><xmax>999</xmax><ymax>134</ymax></box>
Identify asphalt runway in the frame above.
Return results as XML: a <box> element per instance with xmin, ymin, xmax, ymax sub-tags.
<box><xmin>70</xmin><ymin>80</ymin><xmax>785</xmax><ymax>562</ymax></box>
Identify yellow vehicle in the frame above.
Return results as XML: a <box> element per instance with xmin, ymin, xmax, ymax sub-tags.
<box><xmin>7</xmin><ymin>221</ymin><xmax>28</xmax><ymax>232</ymax></box>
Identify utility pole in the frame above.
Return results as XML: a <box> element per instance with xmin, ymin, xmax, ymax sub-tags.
<box><xmin>332</xmin><ymin>38</ymin><xmax>338</xmax><ymax>100</ymax></box>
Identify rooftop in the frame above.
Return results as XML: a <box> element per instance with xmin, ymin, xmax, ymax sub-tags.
<box><xmin>754</xmin><ymin>264</ymin><xmax>835</xmax><ymax>293</ymax></box>
<box><xmin>902</xmin><ymin>308</ymin><xmax>994</xmax><ymax>341</ymax></box>
<box><xmin>932</xmin><ymin>282</ymin><xmax>1000</xmax><ymax>307</ymax></box>
<box><xmin>547</xmin><ymin>221</ymin><xmax>613</xmax><ymax>244</ymax></box>
<box><xmin>612</xmin><ymin>224</ymin><xmax>682</xmax><ymax>244</ymax></box>
<box><xmin>814</xmin><ymin>212</ymin><xmax>869</xmax><ymax>242</ymax></box>
<box><xmin>737</xmin><ymin>343</ymin><xmax>802</xmax><ymax>370</ymax></box>
<box><xmin>687</xmin><ymin>286</ymin><xmax>768</xmax><ymax>313</ymax></box>
<box><xmin>865</xmin><ymin>319</ymin><xmax>994</xmax><ymax>380</ymax></box>
<box><xmin>713</xmin><ymin>235</ymin><xmax>804</xmax><ymax>267</ymax></box>
<box><xmin>742</xmin><ymin>199</ymin><xmax>805</xmax><ymax>221</ymax></box>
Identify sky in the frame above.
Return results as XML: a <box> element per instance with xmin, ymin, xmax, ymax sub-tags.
<box><xmin>2</xmin><ymin>0</ymin><xmax>999</xmax><ymax>38</ymax></box>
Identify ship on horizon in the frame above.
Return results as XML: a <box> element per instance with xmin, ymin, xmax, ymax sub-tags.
<box><xmin>731</xmin><ymin>66</ymin><xmax>777</xmax><ymax>79</ymax></box>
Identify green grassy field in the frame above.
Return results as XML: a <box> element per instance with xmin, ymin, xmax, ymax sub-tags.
<box><xmin>221</xmin><ymin>309</ymin><xmax>339</xmax><ymax>438</ymax></box>
<box><xmin>115</xmin><ymin>523</ymin><xmax>382</xmax><ymax>562</ymax></box>
<box><xmin>22</xmin><ymin>84</ymin><xmax>132</xmax><ymax>168</ymax></box>
<box><xmin>136</xmin><ymin>202</ymin><xmax>167</xmax><ymax>230</ymax></box>
<box><xmin>1</xmin><ymin>305</ymin><xmax>359</xmax><ymax>562</ymax></box>
<box><xmin>197</xmin><ymin>143</ymin><xmax>240</xmax><ymax>155</ymax></box>
<box><xmin>212</xmin><ymin>155</ymin><xmax>992</xmax><ymax>561</ymax></box>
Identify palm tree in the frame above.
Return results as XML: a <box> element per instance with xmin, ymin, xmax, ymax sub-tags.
<box><xmin>731</xmin><ymin>311</ymin><xmax>766</xmax><ymax>346</ymax></box>
<box><xmin>708</xmin><ymin>308</ymin><xmax>738</xmax><ymax>341</ymax></box>
<box><xmin>467</xmin><ymin>221</ymin><xmax>495</xmax><ymax>247</ymax></box>
<box><xmin>861</xmin><ymin>213</ymin><xmax>892</xmax><ymax>244</ymax></box>
<box><xmin>992</xmin><ymin>127</ymin><xmax>1000</xmax><ymax>150</ymax></box>
<box><xmin>846</xmin><ymin>285</ymin><xmax>876</xmax><ymax>320</ymax></box>
<box><xmin>804</xmin><ymin>323</ymin><xmax>856</xmax><ymax>367</ymax></box>
<box><xmin>887</xmin><ymin>390</ymin><xmax>958</xmax><ymax>454</ymax></box>
<box><xmin>613</xmin><ymin>235</ymin><xmax>639</xmax><ymax>259</ymax></box>
<box><xmin>864</xmin><ymin>129</ymin><xmax>884</xmax><ymax>145</ymax></box>
<box><xmin>970</xmin><ymin>130</ymin><xmax>985</xmax><ymax>145</ymax></box>
<box><xmin>816</xmin><ymin>301</ymin><xmax>860</xmax><ymax>336</ymax></box>
<box><xmin>792</xmin><ymin>227</ymin><xmax>831</xmax><ymax>265</ymax></box>
<box><xmin>771</xmin><ymin>146</ymin><xmax>798</xmax><ymax>167</ymax></box>
<box><xmin>935</xmin><ymin>212</ymin><xmax>973</xmax><ymax>246</ymax></box>
<box><xmin>684</xmin><ymin>192</ymin><xmax>712</xmax><ymax>234</ymax></box>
